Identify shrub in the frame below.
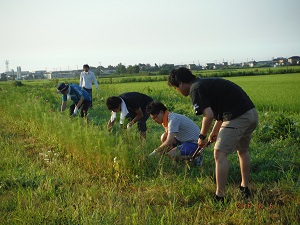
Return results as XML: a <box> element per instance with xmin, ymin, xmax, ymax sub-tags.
<box><xmin>12</xmin><ymin>81</ymin><xmax>24</xmax><ymax>87</ymax></box>
<box><xmin>257</xmin><ymin>114</ymin><xmax>299</xmax><ymax>142</ymax></box>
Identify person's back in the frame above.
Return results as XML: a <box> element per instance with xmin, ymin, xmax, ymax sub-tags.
<box><xmin>190</xmin><ymin>77</ymin><xmax>255</xmax><ymax>120</ymax></box>
<box><xmin>168</xmin><ymin>112</ymin><xmax>199</xmax><ymax>144</ymax></box>
<box><xmin>68</xmin><ymin>84</ymin><xmax>91</xmax><ymax>103</ymax></box>
<box><xmin>120</xmin><ymin>92</ymin><xmax>153</xmax><ymax>114</ymax></box>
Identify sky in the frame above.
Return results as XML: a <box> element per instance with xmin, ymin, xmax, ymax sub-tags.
<box><xmin>1</xmin><ymin>0</ymin><xmax>300</xmax><ymax>72</ymax></box>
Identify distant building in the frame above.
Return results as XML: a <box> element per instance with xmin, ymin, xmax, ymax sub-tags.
<box><xmin>213</xmin><ymin>64</ymin><xmax>224</xmax><ymax>69</ymax></box>
<box><xmin>222</xmin><ymin>62</ymin><xmax>228</xmax><ymax>66</ymax></box>
<box><xmin>230</xmin><ymin>63</ymin><xmax>243</xmax><ymax>68</ymax></box>
<box><xmin>205</xmin><ymin>63</ymin><xmax>215</xmax><ymax>70</ymax></box>
<box><xmin>0</xmin><ymin>73</ymin><xmax>7</xmax><ymax>81</ymax></box>
<box><xmin>273</xmin><ymin>57</ymin><xmax>287</xmax><ymax>66</ymax></box>
<box><xmin>32</xmin><ymin>70</ymin><xmax>47</xmax><ymax>79</ymax></box>
<box><xmin>256</xmin><ymin>60</ymin><xmax>273</xmax><ymax>67</ymax></box>
<box><xmin>248</xmin><ymin>61</ymin><xmax>257</xmax><ymax>67</ymax></box>
<box><xmin>6</xmin><ymin>70</ymin><xmax>16</xmax><ymax>80</ymax></box>
<box><xmin>19</xmin><ymin>71</ymin><xmax>30</xmax><ymax>80</ymax></box>
<box><xmin>46</xmin><ymin>71</ymin><xmax>76</xmax><ymax>79</ymax></box>
<box><xmin>288</xmin><ymin>56</ymin><xmax>300</xmax><ymax>65</ymax></box>
<box><xmin>186</xmin><ymin>64</ymin><xmax>202</xmax><ymax>70</ymax></box>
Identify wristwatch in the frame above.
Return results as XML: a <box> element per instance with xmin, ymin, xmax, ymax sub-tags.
<box><xmin>199</xmin><ymin>134</ymin><xmax>206</xmax><ymax>140</ymax></box>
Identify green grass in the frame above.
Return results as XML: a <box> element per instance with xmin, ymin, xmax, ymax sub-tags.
<box><xmin>226</xmin><ymin>74</ymin><xmax>300</xmax><ymax>112</ymax></box>
<box><xmin>0</xmin><ymin>73</ymin><xmax>299</xmax><ymax>224</ymax></box>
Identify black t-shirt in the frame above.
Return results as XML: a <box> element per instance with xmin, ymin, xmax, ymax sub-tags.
<box><xmin>190</xmin><ymin>78</ymin><xmax>255</xmax><ymax>121</ymax></box>
<box><xmin>119</xmin><ymin>92</ymin><xmax>153</xmax><ymax>114</ymax></box>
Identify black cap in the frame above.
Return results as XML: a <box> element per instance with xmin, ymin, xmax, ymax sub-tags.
<box><xmin>57</xmin><ymin>83</ymin><xmax>69</xmax><ymax>93</ymax></box>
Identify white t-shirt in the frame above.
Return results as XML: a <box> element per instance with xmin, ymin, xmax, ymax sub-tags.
<box><xmin>79</xmin><ymin>71</ymin><xmax>99</xmax><ymax>89</ymax></box>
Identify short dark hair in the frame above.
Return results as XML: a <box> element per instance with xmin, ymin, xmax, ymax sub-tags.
<box><xmin>168</xmin><ymin>67</ymin><xmax>196</xmax><ymax>87</ymax></box>
<box><xmin>146</xmin><ymin>101</ymin><xmax>167</xmax><ymax>115</ymax></box>
<box><xmin>83</xmin><ymin>64</ymin><xmax>89</xmax><ymax>69</ymax></box>
<box><xmin>106</xmin><ymin>96</ymin><xmax>122</xmax><ymax>110</ymax></box>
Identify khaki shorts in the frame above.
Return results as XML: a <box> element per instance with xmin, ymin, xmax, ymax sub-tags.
<box><xmin>214</xmin><ymin>108</ymin><xmax>258</xmax><ymax>154</ymax></box>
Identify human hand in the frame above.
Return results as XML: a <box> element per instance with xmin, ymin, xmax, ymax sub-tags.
<box><xmin>198</xmin><ymin>138</ymin><xmax>207</xmax><ymax>148</ymax></box>
<box><xmin>209</xmin><ymin>131</ymin><xmax>219</xmax><ymax>143</ymax></box>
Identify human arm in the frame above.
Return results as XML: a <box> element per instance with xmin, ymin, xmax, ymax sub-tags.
<box><xmin>153</xmin><ymin>132</ymin><xmax>176</xmax><ymax>155</ymax></box>
<box><xmin>60</xmin><ymin>94</ymin><xmax>67</xmax><ymax>112</ymax></box>
<box><xmin>61</xmin><ymin>101</ymin><xmax>67</xmax><ymax>112</ymax></box>
<box><xmin>71</xmin><ymin>97</ymin><xmax>84</xmax><ymax>115</ymax></box>
<box><xmin>74</xmin><ymin>96</ymin><xmax>84</xmax><ymax>111</ymax></box>
<box><xmin>209</xmin><ymin>120</ymin><xmax>223</xmax><ymax>143</ymax></box>
<box><xmin>92</xmin><ymin>74</ymin><xmax>99</xmax><ymax>90</ymax></box>
<box><xmin>127</xmin><ymin>107</ymin><xmax>143</xmax><ymax>128</ymax></box>
<box><xmin>198</xmin><ymin>107</ymin><xmax>214</xmax><ymax>147</ymax></box>
<box><xmin>72</xmin><ymin>86</ymin><xmax>85</xmax><ymax>114</ymax></box>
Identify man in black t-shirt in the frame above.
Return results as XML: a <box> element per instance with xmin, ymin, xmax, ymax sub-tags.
<box><xmin>168</xmin><ymin>67</ymin><xmax>258</xmax><ymax>202</ymax></box>
<box><xmin>106</xmin><ymin>92</ymin><xmax>153</xmax><ymax>139</ymax></box>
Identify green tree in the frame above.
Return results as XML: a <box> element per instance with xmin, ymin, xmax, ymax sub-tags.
<box><xmin>133</xmin><ymin>65</ymin><xmax>139</xmax><ymax>74</ymax></box>
<box><xmin>116</xmin><ymin>63</ymin><xmax>126</xmax><ymax>74</ymax></box>
<box><xmin>127</xmin><ymin>65</ymin><xmax>139</xmax><ymax>74</ymax></box>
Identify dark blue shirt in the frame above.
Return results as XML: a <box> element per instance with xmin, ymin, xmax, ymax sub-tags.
<box><xmin>62</xmin><ymin>84</ymin><xmax>91</xmax><ymax>103</ymax></box>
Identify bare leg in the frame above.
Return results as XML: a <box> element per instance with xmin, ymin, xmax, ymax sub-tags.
<box><xmin>237</xmin><ymin>150</ymin><xmax>250</xmax><ymax>187</ymax></box>
<box><xmin>214</xmin><ymin>150</ymin><xmax>229</xmax><ymax>197</ymax></box>
<box><xmin>166</xmin><ymin>147</ymin><xmax>181</xmax><ymax>159</ymax></box>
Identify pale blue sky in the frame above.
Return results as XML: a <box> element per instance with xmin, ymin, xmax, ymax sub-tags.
<box><xmin>1</xmin><ymin>0</ymin><xmax>299</xmax><ymax>72</ymax></box>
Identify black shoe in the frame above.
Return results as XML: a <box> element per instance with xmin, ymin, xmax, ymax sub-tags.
<box><xmin>213</xmin><ymin>194</ymin><xmax>225</xmax><ymax>204</ymax></box>
<box><xmin>239</xmin><ymin>186</ymin><xmax>251</xmax><ymax>198</ymax></box>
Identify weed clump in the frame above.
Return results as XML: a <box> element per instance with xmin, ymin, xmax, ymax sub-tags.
<box><xmin>12</xmin><ymin>81</ymin><xmax>24</xmax><ymax>87</ymax></box>
<box><xmin>257</xmin><ymin>114</ymin><xmax>299</xmax><ymax>142</ymax></box>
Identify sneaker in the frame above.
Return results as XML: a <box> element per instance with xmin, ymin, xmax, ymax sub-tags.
<box><xmin>194</xmin><ymin>153</ymin><xmax>204</xmax><ymax>166</ymax></box>
<box><xmin>239</xmin><ymin>186</ymin><xmax>251</xmax><ymax>198</ymax></box>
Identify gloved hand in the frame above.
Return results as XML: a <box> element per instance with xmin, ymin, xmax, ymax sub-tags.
<box><xmin>126</xmin><ymin>122</ymin><xmax>133</xmax><ymax>129</ymax></box>
<box><xmin>73</xmin><ymin>106</ymin><xmax>79</xmax><ymax>115</ymax></box>
<box><xmin>149</xmin><ymin>150</ymin><xmax>156</xmax><ymax>156</ymax></box>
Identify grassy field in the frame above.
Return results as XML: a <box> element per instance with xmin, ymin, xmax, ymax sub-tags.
<box><xmin>0</xmin><ymin>73</ymin><xmax>299</xmax><ymax>224</ymax></box>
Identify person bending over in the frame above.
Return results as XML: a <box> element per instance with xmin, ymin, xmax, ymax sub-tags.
<box><xmin>168</xmin><ymin>67</ymin><xmax>258</xmax><ymax>202</ymax></box>
<box><xmin>106</xmin><ymin>92</ymin><xmax>153</xmax><ymax>139</ymax></box>
<box><xmin>146</xmin><ymin>101</ymin><xmax>203</xmax><ymax>165</ymax></box>
<box><xmin>57</xmin><ymin>83</ymin><xmax>91</xmax><ymax>118</ymax></box>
